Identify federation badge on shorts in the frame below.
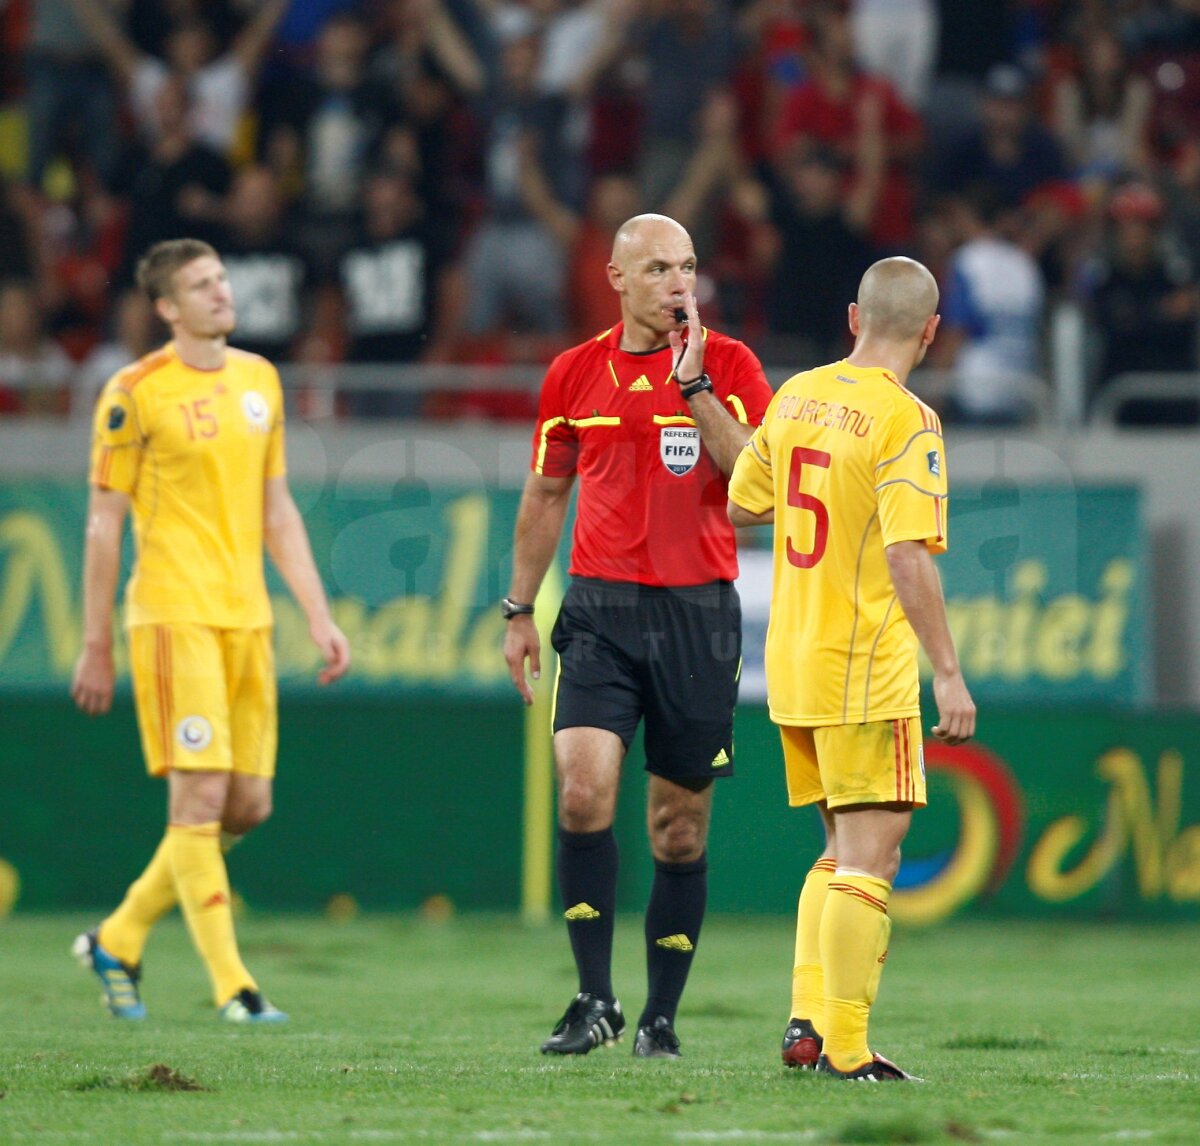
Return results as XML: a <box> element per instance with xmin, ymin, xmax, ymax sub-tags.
<box><xmin>660</xmin><ymin>426</ymin><xmax>701</xmax><ymax>476</ymax></box>
<box><xmin>176</xmin><ymin>715</ymin><xmax>214</xmax><ymax>752</ymax></box>
<box><xmin>242</xmin><ymin>390</ymin><xmax>270</xmax><ymax>432</ymax></box>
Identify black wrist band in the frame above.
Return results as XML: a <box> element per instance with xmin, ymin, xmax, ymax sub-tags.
<box><xmin>501</xmin><ymin>597</ymin><xmax>534</xmax><ymax>620</ymax></box>
<box><xmin>678</xmin><ymin>373</ymin><xmax>714</xmax><ymax>400</ymax></box>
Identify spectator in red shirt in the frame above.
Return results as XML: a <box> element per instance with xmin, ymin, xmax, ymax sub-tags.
<box><xmin>772</xmin><ymin>1</ymin><xmax>922</xmax><ymax>250</ymax></box>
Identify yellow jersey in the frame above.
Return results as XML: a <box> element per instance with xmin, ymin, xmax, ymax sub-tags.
<box><xmin>728</xmin><ymin>360</ymin><xmax>948</xmax><ymax>726</ymax></box>
<box><xmin>89</xmin><ymin>342</ymin><xmax>286</xmax><ymax>630</ymax></box>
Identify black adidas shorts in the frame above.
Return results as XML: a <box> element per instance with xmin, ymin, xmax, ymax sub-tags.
<box><xmin>550</xmin><ymin>576</ymin><xmax>741</xmax><ymax>781</ymax></box>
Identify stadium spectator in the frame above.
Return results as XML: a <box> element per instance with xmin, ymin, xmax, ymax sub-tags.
<box><xmin>933</xmin><ymin>63</ymin><xmax>1067</xmax><ymax>209</ymax></box>
<box><xmin>1050</xmin><ymin>27</ymin><xmax>1152</xmax><ymax>188</ymax></box>
<box><xmin>22</xmin><ymin>0</ymin><xmax>119</xmax><ymax>191</ymax></box>
<box><xmin>369</xmin><ymin>0</ymin><xmax>489</xmax><ymax>215</ymax></box>
<box><xmin>70</xmin><ymin>237</ymin><xmax>350</xmax><ymax>1024</ymax></box>
<box><xmin>458</xmin><ymin>31</ymin><xmax>571</xmax><ymax>347</ymax></box>
<box><xmin>0</xmin><ymin>177</ymin><xmax>37</xmax><ymax>283</ymax></box>
<box><xmin>1085</xmin><ymin>181</ymin><xmax>1199</xmax><ymax>425</ymax></box>
<box><xmin>113</xmin><ymin>74</ymin><xmax>233</xmax><ymax>284</ymax></box>
<box><xmin>259</xmin><ymin>10</ymin><xmax>400</xmax><ymax>270</ymax></box>
<box><xmin>328</xmin><ymin>169</ymin><xmax>458</xmax><ymax>416</ymax></box>
<box><xmin>69</xmin><ymin>0</ymin><xmax>288</xmax><ymax>156</ymax></box>
<box><xmin>933</xmin><ymin>188</ymin><xmax>1046</xmax><ymax>425</ymax></box>
<box><xmin>534</xmin><ymin>0</ymin><xmax>639</xmax><ymax>209</ymax></box>
<box><xmin>567</xmin><ymin>174</ymin><xmax>641</xmax><ymax>339</ymax></box>
<box><xmin>635</xmin><ymin>0</ymin><xmax>737</xmax><ymax>216</ymax></box>
<box><xmin>73</xmin><ymin>285</ymin><xmax>162</xmax><ymax>416</ymax></box>
<box><xmin>849</xmin><ymin>0</ymin><xmax>939</xmax><ymax>110</ymax></box>
<box><xmin>1019</xmin><ymin>179</ymin><xmax>1092</xmax><ymax>299</ymax></box>
<box><xmin>29</xmin><ymin>178</ymin><xmax>126</xmax><ymax>358</ymax></box>
<box><xmin>503</xmin><ymin>213</ymin><xmax>773</xmax><ymax>1060</ymax></box>
<box><xmin>0</xmin><ymin>279</ymin><xmax>74</xmax><ymax>415</ymax></box>
<box><xmin>727</xmin><ymin>255</ymin><xmax>975</xmax><ymax>1081</ymax></box>
<box><xmin>772</xmin><ymin>0</ymin><xmax>923</xmax><ymax>250</ymax></box>
<box><xmin>217</xmin><ymin>165</ymin><xmax>312</xmax><ymax>363</ymax></box>
<box><xmin>750</xmin><ymin>144</ymin><xmax>879</xmax><ymax>366</ymax></box>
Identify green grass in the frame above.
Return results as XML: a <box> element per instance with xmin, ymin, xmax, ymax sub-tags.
<box><xmin>1</xmin><ymin>912</ymin><xmax>1197</xmax><ymax>1144</ymax></box>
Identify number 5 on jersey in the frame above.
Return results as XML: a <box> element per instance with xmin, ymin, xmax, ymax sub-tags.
<box><xmin>786</xmin><ymin>446</ymin><xmax>831</xmax><ymax>569</ymax></box>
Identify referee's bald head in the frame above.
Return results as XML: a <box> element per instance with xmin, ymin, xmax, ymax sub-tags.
<box><xmin>611</xmin><ymin>214</ymin><xmax>690</xmax><ymax>264</ymax></box>
<box><xmin>856</xmin><ymin>257</ymin><xmax>939</xmax><ymax>340</ymax></box>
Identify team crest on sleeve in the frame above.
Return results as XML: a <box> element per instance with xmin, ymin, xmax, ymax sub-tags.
<box><xmin>660</xmin><ymin>426</ymin><xmax>701</xmax><ymax>476</ymax></box>
<box><xmin>926</xmin><ymin>449</ymin><xmax>941</xmax><ymax>477</ymax></box>
<box><xmin>241</xmin><ymin>390</ymin><xmax>270</xmax><ymax>432</ymax></box>
<box><xmin>176</xmin><ymin>716</ymin><xmax>214</xmax><ymax>752</ymax></box>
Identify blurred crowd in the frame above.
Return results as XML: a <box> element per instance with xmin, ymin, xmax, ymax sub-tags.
<box><xmin>0</xmin><ymin>0</ymin><xmax>1198</xmax><ymax>424</ymax></box>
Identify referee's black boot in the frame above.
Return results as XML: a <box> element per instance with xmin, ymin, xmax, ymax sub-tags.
<box><xmin>540</xmin><ymin>992</ymin><xmax>625</xmax><ymax>1055</ymax></box>
<box><xmin>633</xmin><ymin>1015</ymin><xmax>681</xmax><ymax>1059</ymax></box>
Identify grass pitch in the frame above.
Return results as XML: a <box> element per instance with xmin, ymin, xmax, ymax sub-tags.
<box><xmin>0</xmin><ymin>912</ymin><xmax>1196</xmax><ymax>1144</ymax></box>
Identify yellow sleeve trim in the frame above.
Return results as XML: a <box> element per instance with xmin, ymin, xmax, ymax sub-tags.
<box><xmin>875</xmin><ymin>427</ymin><xmax>943</xmax><ymax>470</ymax></box>
<box><xmin>653</xmin><ymin>415</ymin><xmax>696</xmax><ymax>426</ymax></box>
<box><xmin>534</xmin><ymin>415</ymin><xmax>567</xmax><ymax>474</ymax></box>
<box><xmin>726</xmin><ymin>393</ymin><xmax>749</xmax><ymax>424</ymax></box>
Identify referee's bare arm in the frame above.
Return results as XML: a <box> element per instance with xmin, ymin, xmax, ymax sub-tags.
<box><xmin>671</xmin><ymin>291</ymin><xmax>753</xmax><ymax>476</ymax></box>
<box><xmin>885</xmin><ymin>540</ymin><xmax>976</xmax><ymax>744</ymax></box>
<box><xmin>504</xmin><ymin>471</ymin><xmax>576</xmax><ymax>705</ymax></box>
<box><xmin>686</xmin><ymin>391</ymin><xmax>755</xmax><ymax>476</ymax></box>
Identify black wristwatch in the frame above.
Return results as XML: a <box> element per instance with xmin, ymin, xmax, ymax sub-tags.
<box><xmin>677</xmin><ymin>372</ymin><xmax>714</xmax><ymax>400</ymax></box>
<box><xmin>501</xmin><ymin>597</ymin><xmax>535</xmax><ymax>620</ymax></box>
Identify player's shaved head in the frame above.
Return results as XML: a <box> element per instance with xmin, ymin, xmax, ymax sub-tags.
<box><xmin>611</xmin><ymin>214</ymin><xmax>691</xmax><ymax>265</ymax></box>
<box><xmin>856</xmin><ymin>257</ymin><xmax>939</xmax><ymax>340</ymax></box>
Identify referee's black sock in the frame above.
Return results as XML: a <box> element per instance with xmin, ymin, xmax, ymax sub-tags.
<box><xmin>557</xmin><ymin>826</ymin><xmax>618</xmax><ymax>1001</ymax></box>
<box><xmin>640</xmin><ymin>853</ymin><xmax>708</xmax><ymax>1028</ymax></box>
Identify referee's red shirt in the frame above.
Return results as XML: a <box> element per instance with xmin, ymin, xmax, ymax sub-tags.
<box><xmin>530</xmin><ymin>323</ymin><xmax>773</xmax><ymax>587</ymax></box>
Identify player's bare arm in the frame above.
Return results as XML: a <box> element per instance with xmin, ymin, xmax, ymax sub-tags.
<box><xmin>727</xmin><ymin>500</ymin><xmax>774</xmax><ymax>528</ymax></box>
<box><xmin>263</xmin><ymin>476</ymin><xmax>350</xmax><ymax>685</ymax></box>
<box><xmin>885</xmin><ymin>539</ymin><xmax>976</xmax><ymax>744</ymax></box>
<box><xmin>70</xmin><ymin>486</ymin><xmax>131</xmax><ymax>716</ymax></box>
<box><xmin>504</xmin><ymin>470</ymin><xmax>575</xmax><ymax>705</ymax></box>
<box><xmin>669</xmin><ymin>291</ymin><xmax>754</xmax><ymax>476</ymax></box>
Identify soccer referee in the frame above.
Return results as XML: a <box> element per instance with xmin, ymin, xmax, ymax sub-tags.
<box><xmin>504</xmin><ymin>214</ymin><xmax>773</xmax><ymax>1058</ymax></box>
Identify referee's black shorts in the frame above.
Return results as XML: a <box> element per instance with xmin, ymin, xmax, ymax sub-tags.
<box><xmin>550</xmin><ymin>576</ymin><xmax>741</xmax><ymax>781</ymax></box>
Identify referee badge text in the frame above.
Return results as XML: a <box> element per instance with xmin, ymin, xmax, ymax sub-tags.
<box><xmin>660</xmin><ymin>426</ymin><xmax>700</xmax><ymax>476</ymax></box>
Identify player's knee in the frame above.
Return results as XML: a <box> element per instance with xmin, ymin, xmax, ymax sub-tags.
<box><xmin>223</xmin><ymin>797</ymin><xmax>272</xmax><ymax>835</ymax></box>
<box><xmin>651</xmin><ymin>814</ymin><xmax>705</xmax><ymax>863</ymax></box>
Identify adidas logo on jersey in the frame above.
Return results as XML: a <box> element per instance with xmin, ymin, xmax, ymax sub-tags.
<box><xmin>565</xmin><ymin>902</ymin><xmax>601</xmax><ymax>921</ymax></box>
<box><xmin>628</xmin><ymin>375</ymin><xmax>653</xmax><ymax>392</ymax></box>
<box><xmin>655</xmin><ymin>934</ymin><xmax>695</xmax><ymax>952</ymax></box>
<box><xmin>711</xmin><ymin>748</ymin><xmax>730</xmax><ymax>768</ymax></box>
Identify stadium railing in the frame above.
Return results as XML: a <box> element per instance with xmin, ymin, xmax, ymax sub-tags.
<box><xmin>1088</xmin><ymin>372</ymin><xmax>1200</xmax><ymax>427</ymax></box>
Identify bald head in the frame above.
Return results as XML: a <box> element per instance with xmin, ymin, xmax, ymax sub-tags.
<box><xmin>856</xmin><ymin>257</ymin><xmax>939</xmax><ymax>341</ymax></box>
<box><xmin>611</xmin><ymin>213</ymin><xmax>691</xmax><ymax>266</ymax></box>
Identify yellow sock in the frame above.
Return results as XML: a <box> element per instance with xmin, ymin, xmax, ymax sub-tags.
<box><xmin>820</xmin><ymin>869</ymin><xmax>892</xmax><ymax>1072</ymax></box>
<box><xmin>97</xmin><ymin>835</ymin><xmax>177</xmax><ymax>966</ymax></box>
<box><xmin>167</xmin><ymin>822</ymin><xmax>256</xmax><ymax>1007</ymax></box>
<box><xmin>791</xmin><ymin>857</ymin><xmax>836</xmax><ymax>1025</ymax></box>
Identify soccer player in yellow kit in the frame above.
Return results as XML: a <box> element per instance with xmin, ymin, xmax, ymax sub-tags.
<box><xmin>728</xmin><ymin>257</ymin><xmax>975</xmax><ymax>1080</ymax></box>
<box><xmin>70</xmin><ymin>239</ymin><xmax>350</xmax><ymax>1022</ymax></box>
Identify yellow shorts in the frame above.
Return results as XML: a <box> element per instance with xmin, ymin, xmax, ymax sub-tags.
<box><xmin>780</xmin><ymin>717</ymin><xmax>926</xmax><ymax>809</ymax></box>
<box><xmin>129</xmin><ymin>624</ymin><xmax>277</xmax><ymax>779</ymax></box>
